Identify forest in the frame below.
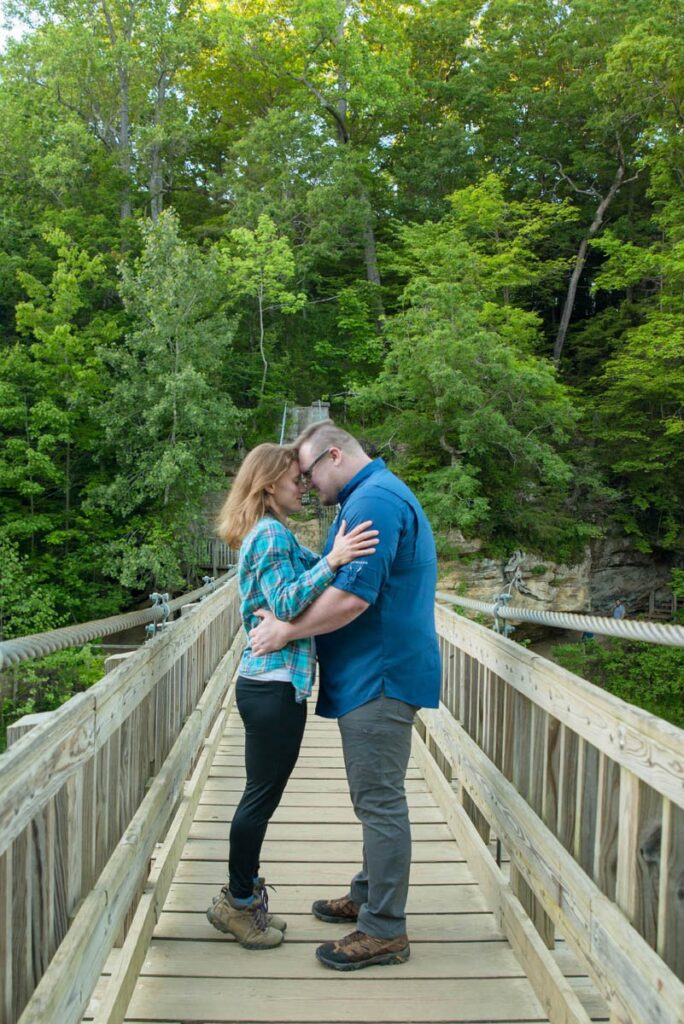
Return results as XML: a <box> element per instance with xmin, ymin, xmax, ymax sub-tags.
<box><xmin>0</xmin><ymin>1</ymin><xmax>682</xmax><ymax>731</ymax></box>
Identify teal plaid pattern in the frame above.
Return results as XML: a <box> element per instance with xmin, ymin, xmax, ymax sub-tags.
<box><xmin>238</xmin><ymin>516</ymin><xmax>334</xmax><ymax>701</ymax></box>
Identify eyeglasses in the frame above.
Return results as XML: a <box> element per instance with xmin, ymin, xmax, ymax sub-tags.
<box><xmin>299</xmin><ymin>447</ymin><xmax>331</xmax><ymax>486</ymax></box>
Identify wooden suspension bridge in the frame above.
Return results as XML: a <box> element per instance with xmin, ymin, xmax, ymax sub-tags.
<box><xmin>1</xmin><ymin>575</ymin><xmax>682</xmax><ymax>1024</ymax></box>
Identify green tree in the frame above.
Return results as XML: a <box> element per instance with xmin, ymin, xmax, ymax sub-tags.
<box><xmin>91</xmin><ymin>209</ymin><xmax>240</xmax><ymax>589</ymax></box>
<box><xmin>582</xmin><ymin>2</ymin><xmax>684</xmax><ymax>549</ymax></box>
<box><xmin>219</xmin><ymin>214</ymin><xmax>305</xmax><ymax>396</ymax></box>
<box><xmin>354</xmin><ymin>190</ymin><xmax>597</xmax><ymax>557</ymax></box>
<box><xmin>0</xmin><ymin>229</ymin><xmax>123</xmax><ymax>618</ymax></box>
<box><xmin>4</xmin><ymin>0</ymin><xmax>207</xmax><ymax>225</ymax></box>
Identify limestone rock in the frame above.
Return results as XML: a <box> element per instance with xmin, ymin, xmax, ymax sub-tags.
<box><xmin>438</xmin><ymin>536</ymin><xmax>674</xmax><ymax>624</ymax></box>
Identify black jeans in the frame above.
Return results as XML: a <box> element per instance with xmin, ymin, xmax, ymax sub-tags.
<box><xmin>228</xmin><ymin>676</ymin><xmax>307</xmax><ymax>898</ymax></box>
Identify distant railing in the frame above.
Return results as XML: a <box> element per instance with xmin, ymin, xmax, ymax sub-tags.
<box><xmin>193</xmin><ymin>538</ymin><xmax>239</xmax><ymax>573</ymax></box>
<box><xmin>0</xmin><ymin>577</ymin><xmax>244</xmax><ymax>1024</ymax></box>
<box><xmin>413</xmin><ymin>604</ymin><xmax>684</xmax><ymax>1024</ymax></box>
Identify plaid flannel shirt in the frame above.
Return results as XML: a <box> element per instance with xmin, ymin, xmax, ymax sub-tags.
<box><xmin>238</xmin><ymin>516</ymin><xmax>335</xmax><ymax>701</ymax></box>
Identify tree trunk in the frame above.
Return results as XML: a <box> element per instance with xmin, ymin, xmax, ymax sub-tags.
<box><xmin>118</xmin><ymin>64</ymin><xmax>132</xmax><ymax>221</ymax></box>
<box><xmin>258</xmin><ymin>284</ymin><xmax>268</xmax><ymax>395</ymax></box>
<box><xmin>362</xmin><ymin>210</ymin><xmax>385</xmax><ymax>330</ymax></box>
<box><xmin>149</xmin><ymin>70</ymin><xmax>168</xmax><ymax>223</ymax></box>
<box><xmin>65</xmin><ymin>435</ymin><xmax>71</xmax><ymax>555</ymax></box>
<box><xmin>554</xmin><ymin>163</ymin><xmax>626</xmax><ymax>363</ymax></box>
<box><xmin>101</xmin><ymin>2</ymin><xmax>133</xmax><ymax>222</ymax></box>
<box><xmin>165</xmin><ymin>335</ymin><xmax>180</xmax><ymax>507</ymax></box>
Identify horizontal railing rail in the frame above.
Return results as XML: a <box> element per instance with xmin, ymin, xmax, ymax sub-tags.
<box><xmin>415</xmin><ymin>604</ymin><xmax>684</xmax><ymax>1024</ymax></box>
<box><xmin>0</xmin><ymin>577</ymin><xmax>243</xmax><ymax>1024</ymax></box>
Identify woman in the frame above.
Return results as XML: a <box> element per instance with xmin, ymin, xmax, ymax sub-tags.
<box><xmin>206</xmin><ymin>443</ymin><xmax>377</xmax><ymax>949</ymax></box>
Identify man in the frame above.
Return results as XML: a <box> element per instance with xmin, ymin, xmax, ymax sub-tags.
<box><xmin>249</xmin><ymin>420</ymin><xmax>441</xmax><ymax>970</ymax></box>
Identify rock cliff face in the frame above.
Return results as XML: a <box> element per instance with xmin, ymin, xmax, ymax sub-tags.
<box><xmin>438</xmin><ymin>535</ymin><xmax>674</xmax><ymax>618</ymax></box>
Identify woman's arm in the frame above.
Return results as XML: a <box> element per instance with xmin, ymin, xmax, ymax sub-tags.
<box><xmin>249</xmin><ymin>521</ymin><xmax>334</xmax><ymax>623</ymax></box>
<box><xmin>249</xmin><ymin>519</ymin><xmax>378</xmax><ymax>623</ymax></box>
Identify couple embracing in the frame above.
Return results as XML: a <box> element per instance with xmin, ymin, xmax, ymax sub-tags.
<box><xmin>206</xmin><ymin>419</ymin><xmax>440</xmax><ymax>971</ymax></box>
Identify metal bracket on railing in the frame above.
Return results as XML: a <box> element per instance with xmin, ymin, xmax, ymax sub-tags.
<box><xmin>146</xmin><ymin>592</ymin><xmax>171</xmax><ymax>639</ymax></box>
<box><xmin>150</xmin><ymin>592</ymin><xmax>170</xmax><ymax>623</ymax></box>
<box><xmin>201</xmin><ymin>576</ymin><xmax>216</xmax><ymax>598</ymax></box>
<box><xmin>493</xmin><ymin>593</ymin><xmax>515</xmax><ymax>636</ymax></box>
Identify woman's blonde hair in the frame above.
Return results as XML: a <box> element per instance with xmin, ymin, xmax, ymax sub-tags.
<box><xmin>217</xmin><ymin>443</ymin><xmax>298</xmax><ymax>548</ymax></box>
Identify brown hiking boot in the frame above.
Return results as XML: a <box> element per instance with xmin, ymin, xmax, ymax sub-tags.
<box><xmin>311</xmin><ymin>893</ymin><xmax>360</xmax><ymax>924</ymax></box>
<box><xmin>206</xmin><ymin>886</ymin><xmax>283</xmax><ymax>949</ymax></box>
<box><xmin>253</xmin><ymin>876</ymin><xmax>287</xmax><ymax>932</ymax></box>
<box><xmin>316</xmin><ymin>929</ymin><xmax>410</xmax><ymax>971</ymax></box>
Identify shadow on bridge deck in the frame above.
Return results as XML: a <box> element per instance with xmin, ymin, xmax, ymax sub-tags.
<box><xmin>86</xmin><ymin>697</ymin><xmax>606</xmax><ymax>1024</ymax></box>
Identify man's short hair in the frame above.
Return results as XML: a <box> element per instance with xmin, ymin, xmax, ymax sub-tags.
<box><xmin>294</xmin><ymin>418</ymin><xmax>365</xmax><ymax>457</ymax></box>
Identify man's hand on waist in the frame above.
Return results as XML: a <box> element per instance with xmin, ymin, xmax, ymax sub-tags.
<box><xmin>250</xmin><ymin>609</ymin><xmax>291</xmax><ymax>655</ymax></box>
<box><xmin>250</xmin><ymin>588</ymin><xmax>370</xmax><ymax>655</ymax></box>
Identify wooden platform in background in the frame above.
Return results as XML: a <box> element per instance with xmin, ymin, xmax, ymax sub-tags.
<box><xmin>86</xmin><ymin>706</ymin><xmax>607</xmax><ymax>1023</ymax></box>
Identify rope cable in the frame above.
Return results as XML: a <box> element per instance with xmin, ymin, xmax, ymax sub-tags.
<box><xmin>0</xmin><ymin>570</ymin><xmax>236</xmax><ymax>671</ymax></box>
<box><xmin>436</xmin><ymin>591</ymin><xmax>684</xmax><ymax>648</ymax></box>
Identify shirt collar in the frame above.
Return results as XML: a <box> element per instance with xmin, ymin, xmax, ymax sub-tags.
<box><xmin>338</xmin><ymin>458</ymin><xmax>386</xmax><ymax>504</ymax></box>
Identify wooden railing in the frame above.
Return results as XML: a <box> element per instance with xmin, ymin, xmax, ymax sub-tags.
<box><xmin>2</xmin><ymin>590</ymin><xmax>683</xmax><ymax>1024</ymax></box>
<box><xmin>412</xmin><ymin>603</ymin><xmax>684</xmax><ymax>1024</ymax></box>
<box><xmin>194</xmin><ymin>538</ymin><xmax>239</xmax><ymax>573</ymax></box>
<box><xmin>0</xmin><ymin>578</ymin><xmax>244</xmax><ymax>1024</ymax></box>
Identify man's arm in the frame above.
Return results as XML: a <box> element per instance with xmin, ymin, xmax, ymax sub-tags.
<box><xmin>249</xmin><ymin>586</ymin><xmax>369</xmax><ymax>655</ymax></box>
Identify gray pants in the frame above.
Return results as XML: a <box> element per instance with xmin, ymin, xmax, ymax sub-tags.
<box><xmin>338</xmin><ymin>693</ymin><xmax>416</xmax><ymax>939</ymax></box>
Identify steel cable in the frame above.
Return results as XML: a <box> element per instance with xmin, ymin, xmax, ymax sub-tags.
<box><xmin>0</xmin><ymin>571</ymin><xmax>236</xmax><ymax>670</ymax></box>
<box><xmin>436</xmin><ymin>591</ymin><xmax>684</xmax><ymax>647</ymax></box>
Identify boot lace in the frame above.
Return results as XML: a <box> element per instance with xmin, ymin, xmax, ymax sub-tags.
<box><xmin>251</xmin><ymin>886</ymin><xmax>270</xmax><ymax>931</ymax></box>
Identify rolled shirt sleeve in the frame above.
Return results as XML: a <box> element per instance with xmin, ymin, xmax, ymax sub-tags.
<box><xmin>327</xmin><ymin>495</ymin><xmax>403</xmax><ymax>606</ymax></box>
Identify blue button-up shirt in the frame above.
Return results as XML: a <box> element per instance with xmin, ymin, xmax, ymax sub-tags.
<box><xmin>315</xmin><ymin>459</ymin><xmax>441</xmax><ymax>719</ymax></box>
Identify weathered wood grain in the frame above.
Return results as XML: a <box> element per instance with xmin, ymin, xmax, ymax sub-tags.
<box><xmin>419</xmin><ymin>704</ymin><xmax>684</xmax><ymax>1024</ymax></box>
<box><xmin>412</xmin><ymin>728</ymin><xmax>589</xmax><ymax>1024</ymax></box>
<box><xmin>3</xmin><ymin>581</ymin><xmax>242</xmax><ymax>1024</ymax></box>
<box><xmin>0</xmin><ymin>849</ymin><xmax>12</xmax><ymax>1023</ymax></box>
<box><xmin>657</xmin><ymin>799</ymin><xmax>684</xmax><ymax>977</ymax></box>
<box><xmin>91</xmin><ymin>653</ymin><xmax>240</xmax><ymax>1023</ymax></box>
<box><xmin>436</xmin><ymin>606</ymin><xmax>684</xmax><ymax>808</ymax></box>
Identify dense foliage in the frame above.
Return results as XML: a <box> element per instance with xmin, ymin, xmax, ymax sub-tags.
<box><xmin>552</xmin><ymin>637</ymin><xmax>684</xmax><ymax>729</ymax></box>
<box><xmin>0</xmin><ymin>1</ymin><xmax>682</xmax><ymax>633</ymax></box>
<box><xmin>551</xmin><ymin>570</ymin><xmax>684</xmax><ymax>729</ymax></box>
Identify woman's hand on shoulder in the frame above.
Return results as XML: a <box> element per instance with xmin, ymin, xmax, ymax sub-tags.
<box><xmin>326</xmin><ymin>519</ymin><xmax>379</xmax><ymax>571</ymax></box>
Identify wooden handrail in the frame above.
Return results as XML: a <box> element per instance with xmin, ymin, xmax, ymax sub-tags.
<box><xmin>0</xmin><ymin>581</ymin><xmax>242</xmax><ymax>1024</ymax></box>
<box><xmin>2</xmin><ymin>593</ymin><xmax>682</xmax><ymax>1024</ymax></box>
<box><xmin>421</xmin><ymin>604</ymin><xmax>684</xmax><ymax>1024</ymax></box>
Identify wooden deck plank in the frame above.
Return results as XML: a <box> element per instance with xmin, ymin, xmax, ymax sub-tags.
<box><xmin>124</xmin><ymin>977</ymin><xmax>547</xmax><ymax>1022</ymax></box>
<box><xmin>180</xmin><ymin>838</ymin><xmax>462</xmax><ymax>862</ymax></box>
<box><xmin>163</xmin><ymin>882</ymin><xmax>488</xmax><ymax>915</ymax></box>
<box><xmin>139</xmin><ymin>938</ymin><xmax>526</xmax><ymax>978</ymax></box>
<box><xmin>166</xmin><ymin>861</ymin><xmax>476</xmax><ymax>887</ymax></box>
<box><xmin>203</xmin><ymin>777</ymin><xmax>431</xmax><ymax>792</ymax></box>
<box><xmin>173</xmin><ymin>860</ymin><xmax>469</xmax><ymax>885</ymax></box>
<box><xmin>195</xmin><ymin>803</ymin><xmax>446</xmax><ymax>823</ymax></box>
<box><xmin>201</xmin><ymin>781</ymin><xmax>433</xmax><ymax>801</ymax></box>
<box><xmin>209</xmin><ymin>766</ymin><xmax>425</xmax><ymax>779</ymax></box>
<box><xmin>152</xmin><ymin>911</ymin><xmax>504</xmax><ymax>943</ymax></box>
<box><xmin>111</xmin><ymin>705</ymin><xmax>559</xmax><ymax>1024</ymax></box>
<box><xmin>188</xmin><ymin>821</ymin><xmax>453</xmax><ymax>841</ymax></box>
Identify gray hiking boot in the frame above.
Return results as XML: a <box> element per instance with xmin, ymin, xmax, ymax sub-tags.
<box><xmin>253</xmin><ymin>876</ymin><xmax>287</xmax><ymax>932</ymax></box>
<box><xmin>206</xmin><ymin>886</ymin><xmax>284</xmax><ymax>949</ymax></box>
